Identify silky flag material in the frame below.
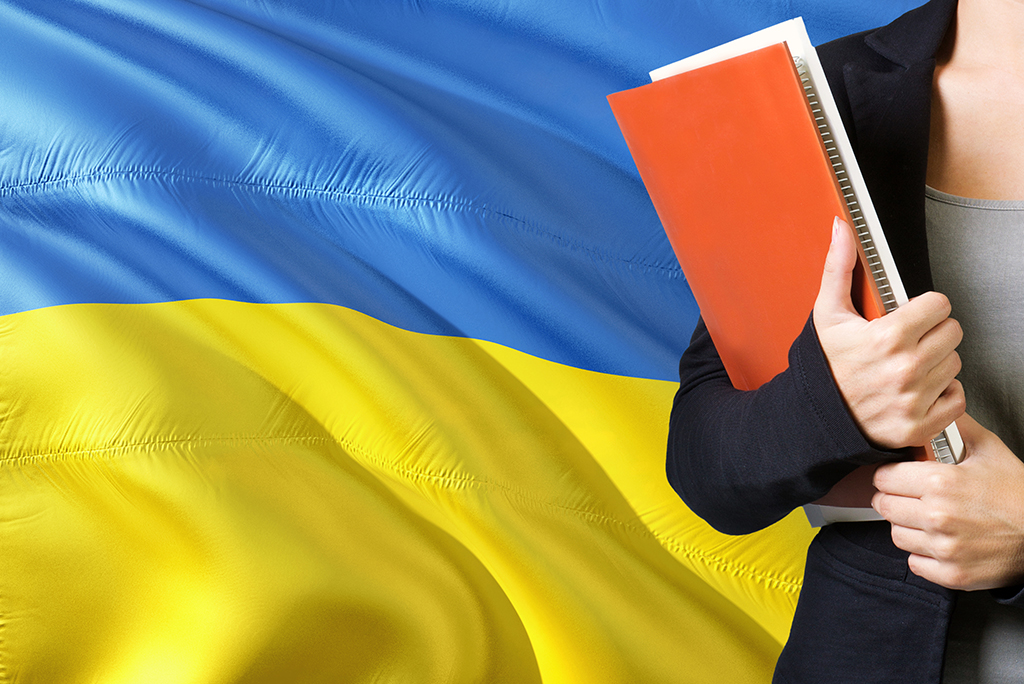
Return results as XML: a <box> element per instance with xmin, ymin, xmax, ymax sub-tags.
<box><xmin>0</xmin><ymin>1</ymin><xmax>924</xmax><ymax>682</ymax></box>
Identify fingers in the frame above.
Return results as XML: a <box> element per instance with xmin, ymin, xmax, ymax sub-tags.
<box><xmin>905</xmin><ymin>554</ymin><xmax>973</xmax><ymax>591</ymax></box>
<box><xmin>890</xmin><ymin>291</ymin><xmax>954</xmax><ymax>342</ymax></box>
<box><xmin>873</xmin><ymin>481</ymin><xmax>968</xmax><ymax>584</ymax></box>
<box><xmin>923</xmin><ymin>348</ymin><xmax>961</xmax><ymax>393</ymax></box>
<box><xmin>878</xmin><ymin>376</ymin><xmax>964</xmax><ymax>449</ymax></box>
<box><xmin>864</xmin><ymin>307</ymin><xmax>963</xmax><ymax>445</ymax></box>
<box><xmin>873</xmin><ymin>414</ymin><xmax>1024</xmax><ymax>592</ymax></box>
<box><xmin>917</xmin><ymin>316</ymin><xmax>964</xmax><ymax>404</ymax></box>
<box><xmin>890</xmin><ymin>525</ymin><xmax>936</xmax><ymax>555</ymax></box>
<box><xmin>898</xmin><ymin>530</ymin><xmax>978</xmax><ymax>590</ymax></box>
<box><xmin>871</xmin><ymin>486</ymin><xmax>920</xmax><ymax>520</ymax></box>
<box><xmin>873</xmin><ymin>458</ymin><xmax>961</xmax><ymax>500</ymax></box>
<box><xmin>873</xmin><ymin>460</ymin><xmax>940</xmax><ymax>498</ymax></box>
<box><xmin>814</xmin><ymin>217</ymin><xmax>860</xmax><ymax>321</ymax></box>
<box><xmin>922</xmin><ymin>379</ymin><xmax>966</xmax><ymax>438</ymax></box>
<box><xmin>918</xmin><ymin>313</ymin><xmax>963</xmax><ymax>362</ymax></box>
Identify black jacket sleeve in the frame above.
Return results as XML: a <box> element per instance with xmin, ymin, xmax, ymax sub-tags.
<box><xmin>666</xmin><ymin>315</ymin><xmax>900</xmax><ymax>535</ymax></box>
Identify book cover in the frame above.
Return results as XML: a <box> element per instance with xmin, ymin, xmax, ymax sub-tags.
<box><xmin>609</xmin><ymin>41</ymin><xmax>882</xmax><ymax>391</ymax></box>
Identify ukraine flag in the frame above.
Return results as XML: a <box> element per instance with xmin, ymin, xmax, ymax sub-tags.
<box><xmin>0</xmin><ymin>1</ymin><xmax>923</xmax><ymax>681</ymax></box>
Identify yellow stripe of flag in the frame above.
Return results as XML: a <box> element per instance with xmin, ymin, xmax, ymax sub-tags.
<box><xmin>0</xmin><ymin>300</ymin><xmax>813</xmax><ymax>682</ymax></box>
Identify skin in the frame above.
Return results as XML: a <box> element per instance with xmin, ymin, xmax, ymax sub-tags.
<box><xmin>816</xmin><ymin>220</ymin><xmax>1024</xmax><ymax>591</ymax></box>
<box><xmin>814</xmin><ymin>218</ymin><xmax>965</xmax><ymax>452</ymax></box>
<box><xmin>813</xmin><ymin>0</ymin><xmax>1024</xmax><ymax>591</ymax></box>
<box><xmin>927</xmin><ymin>0</ymin><xmax>1024</xmax><ymax>201</ymax></box>
<box><xmin>873</xmin><ymin>414</ymin><xmax>1024</xmax><ymax>591</ymax></box>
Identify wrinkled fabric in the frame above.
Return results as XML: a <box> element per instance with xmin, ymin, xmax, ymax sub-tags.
<box><xmin>0</xmin><ymin>1</ymin><xmax>926</xmax><ymax>681</ymax></box>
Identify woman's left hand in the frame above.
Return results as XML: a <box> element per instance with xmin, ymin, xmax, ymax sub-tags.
<box><xmin>872</xmin><ymin>413</ymin><xmax>1024</xmax><ymax>591</ymax></box>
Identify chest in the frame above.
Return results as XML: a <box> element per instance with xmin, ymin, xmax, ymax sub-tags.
<box><xmin>927</xmin><ymin>64</ymin><xmax>1024</xmax><ymax>200</ymax></box>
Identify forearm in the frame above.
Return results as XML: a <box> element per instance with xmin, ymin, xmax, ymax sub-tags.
<box><xmin>667</xmin><ymin>316</ymin><xmax>897</xmax><ymax>534</ymax></box>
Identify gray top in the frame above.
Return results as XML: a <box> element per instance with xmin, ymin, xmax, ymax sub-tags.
<box><xmin>926</xmin><ymin>186</ymin><xmax>1024</xmax><ymax>458</ymax></box>
<box><xmin>925</xmin><ymin>185</ymin><xmax>1024</xmax><ymax>684</ymax></box>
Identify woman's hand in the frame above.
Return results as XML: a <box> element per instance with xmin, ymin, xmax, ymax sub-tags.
<box><xmin>872</xmin><ymin>413</ymin><xmax>1024</xmax><ymax>591</ymax></box>
<box><xmin>813</xmin><ymin>217</ymin><xmax>966</xmax><ymax>449</ymax></box>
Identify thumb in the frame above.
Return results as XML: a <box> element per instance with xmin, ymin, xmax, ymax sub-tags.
<box><xmin>814</xmin><ymin>216</ymin><xmax>860</xmax><ymax>320</ymax></box>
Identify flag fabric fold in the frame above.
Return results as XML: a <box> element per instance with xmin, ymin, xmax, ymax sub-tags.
<box><xmin>0</xmin><ymin>1</ymin><xmax>923</xmax><ymax>681</ymax></box>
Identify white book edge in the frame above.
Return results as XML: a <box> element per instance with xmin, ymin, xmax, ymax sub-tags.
<box><xmin>650</xmin><ymin>18</ymin><xmax>964</xmax><ymax>527</ymax></box>
<box><xmin>802</xmin><ymin>504</ymin><xmax>885</xmax><ymax>528</ymax></box>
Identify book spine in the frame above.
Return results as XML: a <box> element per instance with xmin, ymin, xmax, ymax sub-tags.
<box><xmin>794</xmin><ymin>58</ymin><xmax>897</xmax><ymax>313</ymax></box>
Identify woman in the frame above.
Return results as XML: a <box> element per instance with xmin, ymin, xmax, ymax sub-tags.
<box><xmin>666</xmin><ymin>0</ymin><xmax>1024</xmax><ymax>681</ymax></box>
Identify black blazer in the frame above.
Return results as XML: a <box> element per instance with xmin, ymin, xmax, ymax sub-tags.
<box><xmin>667</xmin><ymin>1</ymin><xmax>1023</xmax><ymax>682</ymax></box>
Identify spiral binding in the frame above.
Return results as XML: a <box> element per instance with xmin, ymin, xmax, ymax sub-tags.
<box><xmin>793</xmin><ymin>58</ymin><xmax>898</xmax><ymax>313</ymax></box>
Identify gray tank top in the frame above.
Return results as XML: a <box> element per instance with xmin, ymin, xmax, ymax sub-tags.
<box><xmin>925</xmin><ymin>185</ymin><xmax>1024</xmax><ymax>684</ymax></box>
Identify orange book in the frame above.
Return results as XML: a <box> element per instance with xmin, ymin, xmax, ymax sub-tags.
<box><xmin>609</xmin><ymin>41</ymin><xmax>882</xmax><ymax>390</ymax></box>
<box><xmin>608</xmin><ymin>19</ymin><xmax>962</xmax><ymax>525</ymax></box>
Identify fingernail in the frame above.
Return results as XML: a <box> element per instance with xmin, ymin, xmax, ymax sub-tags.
<box><xmin>832</xmin><ymin>216</ymin><xmax>840</xmax><ymax>243</ymax></box>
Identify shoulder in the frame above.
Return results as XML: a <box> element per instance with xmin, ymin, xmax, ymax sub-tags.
<box><xmin>817</xmin><ymin>28</ymin><xmax>882</xmax><ymax>70</ymax></box>
<box><xmin>817</xmin><ymin>29</ymin><xmax>899</xmax><ymax>87</ymax></box>
<box><xmin>816</xmin><ymin>0</ymin><xmax>956</xmax><ymax>76</ymax></box>
<box><xmin>813</xmin><ymin>0</ymin><xmax>956</xmax><ymax>140</ymax></box>
<box><xmin>816</xmin><ymin>29</ymin><xmax>896</xmax><ymax>133</ymax></box>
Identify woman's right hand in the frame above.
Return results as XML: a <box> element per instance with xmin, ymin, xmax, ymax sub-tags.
<box><xmin>812</xmin><ymin>217</ymin><xmax>966</xmax><ymax>449</ymax></box>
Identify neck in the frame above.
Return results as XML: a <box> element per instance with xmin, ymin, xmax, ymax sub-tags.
<box><xmin>947</xmin><ymin>0</ymin><xmax>1024</xmax><ymax>74</ymax></box>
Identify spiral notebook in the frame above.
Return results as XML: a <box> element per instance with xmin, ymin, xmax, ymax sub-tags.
<box><xmin>608</xmin><ymin>18</ymin><xmax>963</xmax><ymax>526</ymax></box>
